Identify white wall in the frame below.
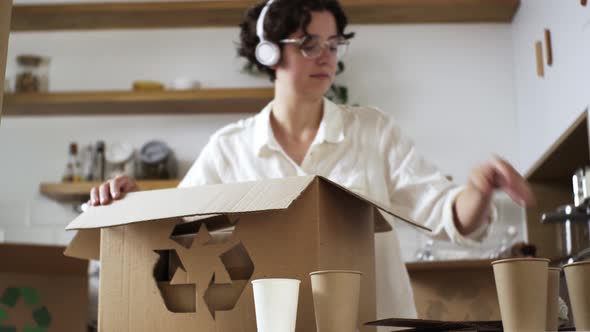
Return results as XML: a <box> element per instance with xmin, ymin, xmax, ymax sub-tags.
<box><xmin>0</xmin><ymin>22</ymin><xmax>523</xmax><ymax>261</ymax></box>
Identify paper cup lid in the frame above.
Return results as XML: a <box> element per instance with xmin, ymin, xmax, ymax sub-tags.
<box><xmin>309</xmin><ymin>270</ymin><xmax>363</xmax><ymax>276</ymax></box>
<box><xmin>563</xmin><ymin>260</ymin><xmax>590</xmax><ymax>269</ymax></box>
<box><xmin>491</xmin><ymin>257</ymin><xmax>550</xmax><ymax>265</ymax></box>
<box><xmin>251</xmin><ymin>278</ymin><xmax>301</xmax><ymax>284</ymax></box>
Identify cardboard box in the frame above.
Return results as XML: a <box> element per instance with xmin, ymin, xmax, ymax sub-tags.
<box><xmin>65</xmin><ymin>175</ymin><xmax>427</xmax><ymax>332</ymax></box>
<box><xmin>0</xmin><ymin>243</ymin><xmax>88</xmax><ymax>331</ymax></box>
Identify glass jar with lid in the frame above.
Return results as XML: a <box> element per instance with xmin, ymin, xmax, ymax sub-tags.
<box><xmin>105</xmin><ymin>142</ymin><xmax>135</xmax><ymax>179</ymax></box>
<box><xmin>15</xmin><ymin>54</ymin><xmax>49</xmax><ymax>92</ymax></box>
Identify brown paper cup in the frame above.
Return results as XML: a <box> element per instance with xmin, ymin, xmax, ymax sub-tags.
<box><xmin>563</xmin><ymin>261</ymin><xmax>590</xmax><ymax>331</ymax></box>
<box><xmin>492</xmin><ymin>258</ymin><xmax>550</xmax><ymax>332</ymax></box>
<box><xmin>310</xmin><ymin>270</ymin><xmax>362</xmax><ymax>332</ymax></box>
<box><xmin>546</xmin><ymin>267</ymin><xmax>561</xmax><ymax>332</ymax></box>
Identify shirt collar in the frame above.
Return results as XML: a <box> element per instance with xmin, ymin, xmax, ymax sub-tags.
<box><xmin>253</xmin><ymin>98</ymin><xmax>345</xmax><ymax>156</ymax></box>
<box><xmin>316</xmin><ymin>97</ymin><xmax>345</xmax><ymax>145</ymax></box>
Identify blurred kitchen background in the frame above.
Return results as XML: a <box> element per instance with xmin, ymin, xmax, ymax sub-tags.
<box><xmin>0</xmin><ymin>0</ymin><xmax>588</xmax><ymax>264</ymax></box>
<box><xmin>3</xmin><ymin>0</ymin><xmax>590</xmax><ymax>327</ymax></box>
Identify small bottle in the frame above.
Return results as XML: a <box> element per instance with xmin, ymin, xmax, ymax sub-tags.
<box><xmin>62</xmin><ymin>142</ymin><xmax>82</xmax><ymax>182</ymax></box>
<box><xmin>72</xmin><ymin>143</ymin><xmax>82</xmax><ymax>182</ymax></box>
<box><xmin>62</xmin><ymin>163</ymin><xmax>73</xmax><ymax>183</ymax></box>
<box><xmin>15</xmin><ymin>54</ymin><xmax>49</xmax><ymax>92</ymax></box>
<box><xmin>94</xmin><ymin>141</ymin><xmax>106</xmax><ymax>181</ymax></box>
<box><xmin>82</xmin><ymin>144</ymin><xmax>95</xmax><ymax>181</ymax></box>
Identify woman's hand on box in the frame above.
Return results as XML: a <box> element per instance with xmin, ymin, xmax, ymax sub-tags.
<box><xmin>89</xmin><ymin>175</ymin><xmax>138</xmax><ymax>206</ymax></box>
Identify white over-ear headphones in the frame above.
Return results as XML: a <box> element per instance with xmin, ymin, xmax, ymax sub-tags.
<box><xmin>255</xmin><ymin>0</ymin><xmax>281</xmax><ymax>67</ymax></box>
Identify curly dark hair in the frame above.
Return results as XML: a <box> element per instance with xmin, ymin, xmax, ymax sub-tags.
<box><xmin>238</xmin><ymin>0</ymin><xmax>355</xmax><ymax>82</ymax></box>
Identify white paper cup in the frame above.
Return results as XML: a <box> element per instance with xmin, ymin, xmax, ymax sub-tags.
<box><xmin>251</xmin><ymin>278</ymin><xmax>301</xmax><ymax>332</ymax></box>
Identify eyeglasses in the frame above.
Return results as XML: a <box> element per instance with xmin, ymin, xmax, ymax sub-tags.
<box><xmin>280</xmin><ymin>35</ymin><xmax>350</xmax><ymax>60</ymax></box>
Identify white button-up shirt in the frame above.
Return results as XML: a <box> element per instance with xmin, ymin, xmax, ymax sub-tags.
<box><xmin>179</xmin><ymin>98</ymin><xmax>489</xmax><ymax>320</ymax></box>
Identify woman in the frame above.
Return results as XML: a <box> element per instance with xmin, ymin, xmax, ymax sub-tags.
<box><xmin>89</xmin><ymin>0</ymin><xmax>533</xmax><ymax>319</ymax></box>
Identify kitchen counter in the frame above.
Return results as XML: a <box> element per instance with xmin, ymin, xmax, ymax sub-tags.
<box><xmin>406</xmin><ymin>259</ymin><xmax>494</xmax><ymax>272</ymax></box>
<box><xmin>405</xmin><ymin>259</ymin><xmax>500</xmax><ymax>321</ymax></box>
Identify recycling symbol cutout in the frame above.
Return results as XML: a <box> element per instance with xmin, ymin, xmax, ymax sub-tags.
<box><xmin>153</xmin><ymin>219</ymin><xmax>254</xmax><ymax>319</ymax></box>
<box><xmin>0</xmin><ymin>287</ymin><xmax>52</xmax><ymax>332</ymax></box>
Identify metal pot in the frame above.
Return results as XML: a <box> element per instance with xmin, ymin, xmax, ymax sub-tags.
<box><xmin>541</xmin><ymin>167</ymin><xmax>590</xmax><ymax>264</ymax></box>
<box><xmin>542</xmin><ymin>204</ymin><xmax>590</xmax><ymax>261</ymax></box>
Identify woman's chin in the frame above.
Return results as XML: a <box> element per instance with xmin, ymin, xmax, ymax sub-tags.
<box><xmin>302</xmin><ymin>89</ymin><xmax>330</xmax><ymax>100</ymax></box>
<box><xmin>310</xmin><ymin>81</ymin><xmax>334</xmax><ymax>95</ymax></box>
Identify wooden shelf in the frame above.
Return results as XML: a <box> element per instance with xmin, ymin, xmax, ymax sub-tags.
<box><xmin>2</xmin><ymin>88</ymin><xmax>274</xmax><ymax>116</ymax></box>
<box><xmin>40</xmin><ymin>180</ymin><xmax>180</xmax><ymax>201</ymax></box>
<box><xmin>10</xmin><ymin>0</ymin><xmax>520</xmax><ymax>32</ymax></box>
<box><xmin>523</xmin><ymin>109</ymin><xmax>590</xmax><ymax>260</ymax></box>
<box><xmin>525</xmin><ymin>110</ymin><xmax>589</xmax><ymax>183</ymax></box>
<box><xmin>343</xmin><ymin>0</ymin><xmax>519</xmax><ymax>24</ymax></box>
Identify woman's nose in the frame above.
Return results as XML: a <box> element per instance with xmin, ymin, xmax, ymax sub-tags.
<box><xmin>316</xmin><ymin>46</ymin><xmax>334</xmax><ymax>65</ymax></box>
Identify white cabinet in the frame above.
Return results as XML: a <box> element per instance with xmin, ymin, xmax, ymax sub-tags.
<box><xmin>583</xmin><ymin>10</ymin><xmax>590</xmax><ymax>109</ymax></box>
<box><xmin>512</xmin><ymin>0</ymin><xmax>590</xmax><ymax>173</ymax></box>
<box><xmin>513</xmin><ymin>1</ymin><xmax>590</xmax><ymax>260</ymax></box>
